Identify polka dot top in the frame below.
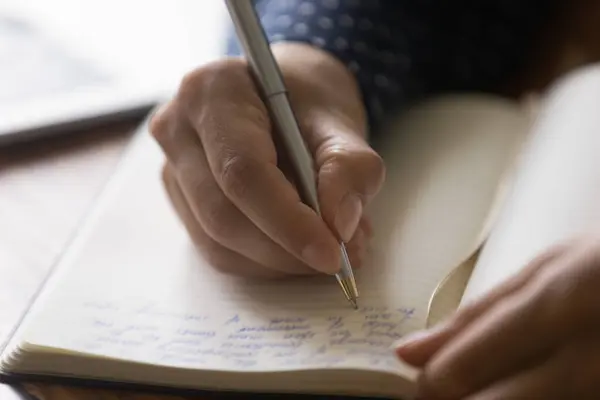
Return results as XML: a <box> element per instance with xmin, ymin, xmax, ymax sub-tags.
<box><xmin>227</xmin><ymin>0</ymin><xmax>558</xmax><ymax>134</ymax></box>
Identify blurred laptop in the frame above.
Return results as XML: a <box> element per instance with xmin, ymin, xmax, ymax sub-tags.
<box><xmin>0</xmin><ymin>0</ymin><xmax>228</xmax><ymax>145</ymax></box>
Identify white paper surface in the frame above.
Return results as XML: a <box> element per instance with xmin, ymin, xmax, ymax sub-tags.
<box><xmin>462</xmin><ymin>65</ymin><xmax>600</xmax><ymax>304</ymax></box>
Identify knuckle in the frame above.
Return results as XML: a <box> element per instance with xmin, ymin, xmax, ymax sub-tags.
<box><xmin>149</xmin><ymin>103</ymin><xmax>176</xmax><ymax>145</ymax></box>
<box><xmin>319</xmin><ymin>147</ymin><xmax>354</xmax><ymax>173</ymax></box>
<box><xmin>175</xmin><ymin>59</ymin><xmax>270</xmax><ymax>136</ymax></box>
<box><xmin>217</xmin><ymin>155</ymin><xmax>256</xmax><ymax>200</ymax></box>
<box><xmin>321</xmin><ymin>146</ymin><xmax>386</xmax><ymax>196</ymax></box>
<box><xmin>177</xmin><ymin>58</ymin><xmax>247</xmax><ymax>107</ymax></box>
<box><xmin>177</xmin><ymin>69</ymin><xmax>208</xmax><ymax>111</ymax></box>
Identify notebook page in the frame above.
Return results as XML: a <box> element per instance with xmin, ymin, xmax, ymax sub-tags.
<box><xmin>462</xmin><ymin>66</ymin><xmax>600</xmax><ymax>304</ymax></box>
<box><xmin>15</xmin><ymin>95</ymin><xmax>527</xmax><ymax>375</ymax></box>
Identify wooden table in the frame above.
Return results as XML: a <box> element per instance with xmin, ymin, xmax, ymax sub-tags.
<box><xmin>0</xmin><ymin>122</ymin><xmax>209</xmax><ymax>400</ymax></box>
<box><xmin>0</xmin><ymin>123</ymin><xmax>140</xmax><ymax>400</ymax></box>
<box><xmin>2</xmin><ymin>2</ymin><xmax>600</xmax><ymax>399</ymax></box>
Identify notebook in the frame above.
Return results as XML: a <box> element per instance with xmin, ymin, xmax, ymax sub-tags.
<box><xmin>3</xmin><ymin>64</ymin><xmax>600</xmax><ymax>399</ymax></box>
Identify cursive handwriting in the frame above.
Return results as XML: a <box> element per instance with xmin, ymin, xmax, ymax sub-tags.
<box><xmin>76</xmin><ymin>301</ymin><xmax>416</xmax><ymax>371</ymax></box>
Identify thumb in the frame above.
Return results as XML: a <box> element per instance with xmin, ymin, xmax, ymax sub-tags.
<box><xmin>313</xmin><ymin>115</ymin><xmax>386</xmax><ymax>243</ymax></box>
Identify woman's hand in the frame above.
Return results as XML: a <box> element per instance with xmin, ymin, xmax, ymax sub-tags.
<box><xmin>150</xmin><ymin>42</ymin><xmax>385</xmax><ymax>278</ymax></box>
<box><xmin>395</xmin><ymin>235</ymin><xmax>600</xmax><ymax>399</ymax></box>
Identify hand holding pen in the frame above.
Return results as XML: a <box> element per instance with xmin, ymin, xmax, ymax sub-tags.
<box><xmin>149</xmin><ymin>1</ymin><xmax>385</xmax><ymax>303</ymax></box>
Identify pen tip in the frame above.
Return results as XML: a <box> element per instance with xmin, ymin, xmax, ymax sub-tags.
<box><xmin>350</xmin><ymin>298</ymin><xmax>358</xmax><ymax>309</ymax></box>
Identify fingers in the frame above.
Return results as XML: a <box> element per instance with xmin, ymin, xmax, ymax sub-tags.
<box><xmin>464</xmin><ymin>335</ymin><xmax>600</xmax><ymax>400</ymax></box>
<box><xmin>413</xmin><ymin>245</ymin><xmax>574</xmax><ymax>399</ymax></box>
<box><xmin>538</xmin><ymin>236</ymin><xmax>600</xmax><ymax>330</ymax></box>
<box><xmin>152</xmin><ymin>51</ymin><xmax>377</xmax><ymax>277</ymax></box>
<box><xmin>177</xmin><ymin>59</ymin><xmax>341</xmax><ymax>274</ymax></box>
<box><xmin>152</xmin><ymin>101</ymin><xmax>326</xmax><ymax>276</ymax></box>
<box><xmin>270</xmin><ymin>42</ymin><xmax>381</xmax><ymax>244</ymax></box>
<box><xmin>161</xmin><ymin>161</ymin><xmax>282</xmax><ymax>279</ymax></box>
<box><xmin>463</xmin><ymin>356</ymin><xmax>563</xmax><ymax>400</ymax></box>
<box><xmin>396</xmin><ymin>244</ymin><xmax>567</xmax><ymax>367</ymax></box>
<box><xmin>310</xmin><ymin>113</ymin><xmax>385</xmax><ymax>243</ymax></box>
<box><xmin>163</xmin><ymin>160</ymin><xmax>368</xmax><ymax>277</ymax></box>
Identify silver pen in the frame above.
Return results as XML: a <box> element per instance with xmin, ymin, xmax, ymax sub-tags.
<box><xmin>224</xmin><ymin>0</ymin><xmax>359</xmax><ymax>308</ymax></box>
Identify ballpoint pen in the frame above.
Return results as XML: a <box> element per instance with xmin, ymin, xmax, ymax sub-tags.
<box><xmin>224</xmin><ymin>0</ymin><xmax>359</xmax><ymax>309</ymax></box>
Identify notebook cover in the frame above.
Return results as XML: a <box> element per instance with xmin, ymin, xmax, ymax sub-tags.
<box><xmin>0</xmin><ymin>370</ymin><xmax>396</xmax><ymax>400</ymax></box>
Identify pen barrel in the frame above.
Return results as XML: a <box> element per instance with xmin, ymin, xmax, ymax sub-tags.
<box><xmin>266</xmin><ymin>93</ymin><xmax>321</xmax><ymax>213</ymax></box>
<box><xmin>225</xmin><ymin>0</ymin><xmax>358</xmax><ymax>304</ymax></box>
<box><xmin>224</xmin><ymin>0</ymin><xmax>287</xmax><ymax>96</ymax></box>
<box><xmin>224</xmin><ymin>0</ymin><xmax>321</xmax><ymax>213</ymax></box>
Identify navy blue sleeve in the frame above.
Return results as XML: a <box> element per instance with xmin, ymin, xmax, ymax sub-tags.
<box><xmin>227</xmin><ymin>0</ymin><xmax>558</xmax><ymax>134</ymax></box>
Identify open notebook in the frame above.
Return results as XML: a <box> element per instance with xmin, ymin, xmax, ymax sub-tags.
<box><xmin>3</xmin><ymin>65</ymin><xmax>600</xmax><ymax>399</ymax></box>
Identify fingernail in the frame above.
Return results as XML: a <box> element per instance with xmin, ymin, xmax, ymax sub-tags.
<box><xmin>302</xmin><ymin>242</ymin><xmax>339</xmax><ymax>274</ymax></box>
<box><xmin>335</xmin><ymin>193</ymin><xmax>363</xmax><ymax>243</ymax></box>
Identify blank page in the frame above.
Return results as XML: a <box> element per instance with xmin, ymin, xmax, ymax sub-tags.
<box><xmin>8</xmin><ymin>95</ymin><xmax>527</xmax><ymax>377</ymax></box>
<box><xmin>463</xmin><ymin>66</ymin><xmax>600</xmax><ymax>304</ymax></box>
